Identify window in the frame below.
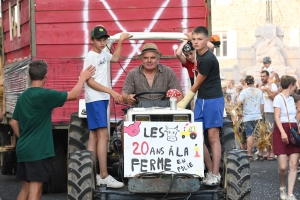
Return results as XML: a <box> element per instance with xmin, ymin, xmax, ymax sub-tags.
<box><xmin>213</xmin><ymin>30</ymin><xmax>237</xmax><ymax>59</ymax></box>
<box><xmin>9</xmin><ymin>1</ymin><xmax>21</xmax><ymax>40</ymax></box>
<box><xmin>290</xmin><ymin>28</ymin><xmax>300</xmax><ymax>47</ymax></box>
<box><xmin>215</xmin><ymin>33</ymin><xmax>227</xmax><ymax>57</ymax></box>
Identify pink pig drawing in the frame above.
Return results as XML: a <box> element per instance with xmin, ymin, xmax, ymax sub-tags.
<box><xmin>124</xmin><ymin>121</ymin><xmax>141</xmax><ymax>137</ymax></box>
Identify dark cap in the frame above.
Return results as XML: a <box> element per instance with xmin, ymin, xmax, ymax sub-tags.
<box><xmin>91</xmin><ymin>25</ymin><xmax>110</xmax><ymax>39</ymax></box>
<box><xmin>182</xmin><ymin>41</ymin><xmax>195</xmax><ymax>52</ymax></box>
<box><xmin>263</xmin><ymin>56</ymin><xmax>271</xmax><ymax>63</ymax></box>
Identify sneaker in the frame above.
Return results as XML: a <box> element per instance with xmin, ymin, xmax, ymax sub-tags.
<box><xmin>279</xmin><ymin>187</ymin><xmax>287</xmax><ymax>200</ymax></box>
<box><xmin>202</xmin><ymin>173</ymin><xmax>221</xmax><ymax>186</ymax></box>
<box><xmin>96</xmin><ymin>174</ymin><xmax>124</xmax><ymax>188</ymax></box>
<box><xmin>202</xmin><ymin>171</ymin><xmax>212</xmax><ymax>183</ymax></box>
<box><xmin>287</xmin><ymin>194</ymin><xmax>297</xmax><ymax>200</ymax></box>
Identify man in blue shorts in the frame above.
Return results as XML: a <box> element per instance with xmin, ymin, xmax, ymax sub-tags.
<box><xmin>238</xmin><ymin>75</ymin><xmax>264</xmax><ymax>161</ymax></box>
<box><xmin>177</xmin><ymin>26</ymin><xmax>224</xmax><ymax>186</ymax></box>
<box><xmin>83</xmin><ymin>25</ymin><xmax>132</xmax><ymax>188</ymax></box>
<box><xmin>10</xmin><ymin>60</ymin><xmax>95</xmax><ymax>200</ymax></box>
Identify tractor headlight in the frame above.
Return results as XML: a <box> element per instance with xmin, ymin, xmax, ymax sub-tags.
<box><xmin>173</xmin><ymin>115</ymin><xmax>189</xmax><ymax>122</ymax></box>
<box><xmin>135</xmin><ymin>115</ymin><xmax>150</xmax><ymax>121</ymax></box>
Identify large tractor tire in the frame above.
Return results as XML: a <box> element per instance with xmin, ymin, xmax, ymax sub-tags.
<box><xmin>204</xmin><ymin>116</ymin><xmax>235</xmax><ymax>153</ymax></box>
<box><xmin>68</xmin><ymin>113</ymin><xmax>89</xmax><ymax>153</ymax></box>
<box><xmin>68</xmin><ymin>150</ymin><xmax>96</xmax><ymax>200</ymax></box>
<box><xmin>223</xmin><ymin>150</ymin><xmax>251</xmax><ymax>200</ymax></box>
<box><xmin>220</xmin><ymin>116</ymin><xmax>236</xmax><ymax>152</ymax></box>
<box><xmin>49</xmin><ymin>140</ymin><xmax>67</xmax><ymax>193</ymax></box>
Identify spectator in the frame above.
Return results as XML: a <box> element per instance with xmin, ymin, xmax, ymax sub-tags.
<box><xmin>259</xmin><ymin>70</ymin><xmax>278</xmax><ymax>161</ymax></box>
<box><xmin>297</xmin><ymin>77</ymin><xmax>300</xmax><ymax>95</ymax></box>
<box><xmin>239</xmin><ymin>75</ymin><xmax>247</xmax><ymax>89</ymax></box>
<box><xmin>238</xmin><ymin>75</ymin><xmax>264</xmax><ymax>161</ymax></box>
<box><xmin>235</xmin><ymin>85</ymin><xmax>243</xmax><ymax>103</ymax></box>
<box><xmin>273</xmin><ymin>75</ymin><xmax>300</xmax><ymax>200</ymax></box>
<box><xmin>261</xmin><ymin>56</ymin><xmax>275</xmax><ymax>81</ymax></box>
<box><xmin>9</xmin><ymin>60</ymin><xmax>95</xmax><ymax>200</ymax></box>
<box><xmin>275</xmin><ymin>73</ymin><xmax>281</xmax><ymax>90</ymax></box>
<box><xmin>226</xmin><ymin>80</ymin><xmax>237</xmax><ymax>105</ymax></box>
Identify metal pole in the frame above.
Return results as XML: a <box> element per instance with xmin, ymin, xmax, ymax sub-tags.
<box><xmin>266</xmin><ymin>0</ymin><xmax>273</xmax><ymax>23</ymax></box>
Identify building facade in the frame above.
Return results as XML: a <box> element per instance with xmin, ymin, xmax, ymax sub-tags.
<box><xmin>211</xmin><ymin>0</ymin><xmax>300</xmax><ymax>80</ymax></box>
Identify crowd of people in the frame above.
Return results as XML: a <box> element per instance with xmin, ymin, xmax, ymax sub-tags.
<box><xmin>223</xmin><ymin>57</ymin><xmax>300</xmax><ymax>200</ymax></box>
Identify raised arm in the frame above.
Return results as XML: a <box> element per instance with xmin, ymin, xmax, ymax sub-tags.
<box><xmin>110</xmin><ymin>33</ymin><xmax>133</xmax><ymax>62</ymax></box>
<box><xmin>176</xmin><ymin>40</ymin><xmax>188</xmax><ymax>65</ymax></box>
<box><xmin>67</xmin><ymin>65</ymin><xmax>95</xmax><ymax>101</ymax></box>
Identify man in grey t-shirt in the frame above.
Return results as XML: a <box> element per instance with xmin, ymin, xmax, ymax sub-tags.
<box><xmin>238</xmin><ymin>75</ymin><xmax>264</xmax><ymax>160</ymax></box>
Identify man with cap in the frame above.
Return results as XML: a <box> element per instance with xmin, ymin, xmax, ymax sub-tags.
<box><xmin>83</xmin><ymin>25</ymin><xmax>131</xmax><ymax>188</ymax></box>
<box><xmin>261</xmin><ymin>56</ymin><xmax>275</xmax><ymax>82</ymax></box>
<box><xmin>122</xmin><ymin>43</ymin><xmax>183</xmax><ymax>104</ymax></box>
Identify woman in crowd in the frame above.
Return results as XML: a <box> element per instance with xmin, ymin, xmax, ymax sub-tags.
<box><xmin>273</xmin><ymin>75</ymin><xmax>300</xmax><ymax>200</ymax></box>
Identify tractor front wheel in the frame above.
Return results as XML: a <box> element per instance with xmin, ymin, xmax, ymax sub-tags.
<box><xmin>223</xmin><ymin>150</ymin><xmax>251</xmax><ymax>200</ymax></box>
<box><xmin>68</xmin><ymin>150</ymin><xmax>96</xmax><ymax>200</ymax></box>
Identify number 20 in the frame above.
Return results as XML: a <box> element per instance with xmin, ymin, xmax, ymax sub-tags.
<box><xmin>132</xmin><ymin>141</ymin><xmax>149</xmax><ymax>155</ymax></box>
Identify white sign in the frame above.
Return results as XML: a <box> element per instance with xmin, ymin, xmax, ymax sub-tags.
<box><xmin>124</xmin><ymin>122</ymin><xmax>204</xmax><ymax>177</ymax></box>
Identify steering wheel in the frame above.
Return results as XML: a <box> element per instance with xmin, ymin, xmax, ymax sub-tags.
<box><xmin>133</xmin><ymin>91</ymin><xmax>167</xmax><ymax>105</ymax></box>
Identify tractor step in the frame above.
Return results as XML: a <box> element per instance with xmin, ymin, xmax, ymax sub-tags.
<box><xmin>128</xmin><ymin>178</ymin><xmax>200</xmax><ymax>193</ymax></box>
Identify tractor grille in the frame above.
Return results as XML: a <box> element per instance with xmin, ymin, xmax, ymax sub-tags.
<box><xmin>132</xmin><ymin>114</ymin><xmax>191</xmax><ymax>122</ymax></box>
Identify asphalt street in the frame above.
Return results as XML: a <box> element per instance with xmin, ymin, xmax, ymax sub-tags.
<box><xmin>0</xmin><ymin>159</ymin><xmax>300</xmax><ymax>200</ymax></box>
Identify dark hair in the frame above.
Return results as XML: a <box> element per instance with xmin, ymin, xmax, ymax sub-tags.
<box><xmin>261</xmin><ymin>70</ymin><xmax>270</xmax><ymax>76</ymax></box>
<box><xmin>245</xmin><ymin>75</ymin><xmax>254</xmax><ymax>85</ymax></box>
<box><xmin>29</xmin><ymin>60</ymin><xmax>48</xmax><ymax>80</ymax></box>
<box><xmin>292</xmin><ymin>93</ymin><xmax>300</xmax><ymax>103</ymax></box>
<box><xmin>281</xmin><ymin>75</ymin><xmax>296</xmax><ymax>89</ymax></box>
<box><xmin>192</xmin><ymin>26</ymin><xmax>208</xmax><ymax>37</ymax></box>
<box><xmin>229</xmin><ymin>79</ymin><xmax>235</xmax><ymax>85</ymax></box>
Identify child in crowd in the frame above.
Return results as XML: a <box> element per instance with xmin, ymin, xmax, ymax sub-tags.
<box><xmin>262</xmin><ymin>57</ymin><xmax>275</xmax><ymax>81</ymax></box>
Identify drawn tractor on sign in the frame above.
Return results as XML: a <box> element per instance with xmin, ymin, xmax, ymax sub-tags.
<box><xmin>180</xmin><ymin>125</ymin><xmax>197</xmax><ymax>139</ymax></box>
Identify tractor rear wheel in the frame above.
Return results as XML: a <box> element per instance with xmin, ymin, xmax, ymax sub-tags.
<box><xmin>190</xmin><ymin>133</ymin><xmax>196</xmax><ymax>139</ymax></box>
<box><xmin>223</xmin><ymin>150</ymin><xmax>251</xmax><ymax>200</ymax></box>
<box><xmin>68</xmin><ymin>150</ymin><xmax>96</xmax><ymax>200</ymax></box>
<box><xmin>68</xmin><ymin>113</ymin><xmax>89</xmax><ymax>153</ymax></box>
<box><xmin>220</xmin><ymin>117</ymin><xmax>236</xmax><ymax>152</ymax></box>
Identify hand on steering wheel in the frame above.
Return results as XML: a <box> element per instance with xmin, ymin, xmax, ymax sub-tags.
<box><xmin>133</xmin><ymin>91</ymin><xmax>166</xmax><ymax>104</ymax></box>
<box><xmin>126</xmin><ymin>94</ymin><xmax>136</xmax><ymax>105</ymax></box>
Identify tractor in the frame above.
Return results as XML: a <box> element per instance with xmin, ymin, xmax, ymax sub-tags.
<box><xmin>180</xmin><ymin>125</ymin><xmax>197</xmax><ymax>140</ymax></box>
<box><xmin>67</xmin><ymin>32</ymin><xmax>251</xmax><ymax>200</ymax></box>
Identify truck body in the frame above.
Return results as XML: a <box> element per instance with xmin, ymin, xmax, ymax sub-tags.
<box><xmin>0</xmin><ymin>0</ymin><xmax>210</xmax><ymax>192</ymax></box>
<box><xmin>2</xmin><ymin>0</ymin><xmax>209</xmax><ymax>124</ymax></box>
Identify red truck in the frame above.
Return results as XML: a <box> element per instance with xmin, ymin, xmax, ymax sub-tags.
<box><xmin>0</xmin><ymin>0</ymin><xmax>211</xmax><ymax>193</ymax></box>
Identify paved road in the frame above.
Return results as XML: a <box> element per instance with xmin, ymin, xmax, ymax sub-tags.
<box><xmin>0</xmin><ymin>159</ymin><xmax>300</xmax><ymax>200</ymax></box>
